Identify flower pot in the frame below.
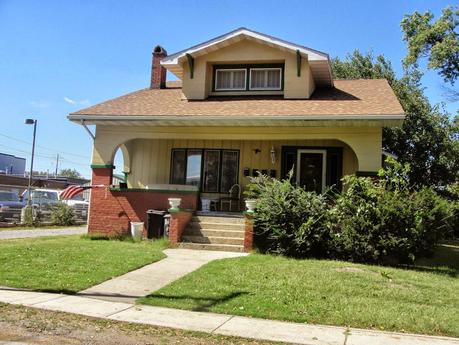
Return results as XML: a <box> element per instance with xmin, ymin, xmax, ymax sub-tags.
<box><xmin>245</xmin><ymin>199</ymin><xmax>257</xmax><ymax>213</ymax></box>
<box><xmin>168</xmin><ymin>198</ymin><xmax>181</xmax><ymax>210</ymax></box>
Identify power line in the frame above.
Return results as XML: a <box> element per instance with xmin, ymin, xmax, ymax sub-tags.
<box><xmin>0</xmin><ymin>132</ymin><xmax>89</xmax><ymax>159</ymax></box>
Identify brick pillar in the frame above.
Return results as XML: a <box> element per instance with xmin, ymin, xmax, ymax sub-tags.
<box><xmin>244</xmin><ymin>213</ymin><xmax>254</xmax><ymax>252</ymax></box>
<box><xmin>168</xmin><ymin>210</ymin><xmax>192</xmax><ymax>245</ymax></box>
<box><xmin>88</xmin><ymin>166</ymin><xmax>113</xmax><ymax>234</ymax></box>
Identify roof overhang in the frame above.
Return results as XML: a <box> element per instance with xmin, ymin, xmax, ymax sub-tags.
<box><xmin>68</xmin><ymin>114</ymin><xmax>405</xmax><ymax>128</ymax></box>
<box><xmin>161</xmin><ymin>27</ymin><xmax>334</xmax><ymax>87</ymax></box>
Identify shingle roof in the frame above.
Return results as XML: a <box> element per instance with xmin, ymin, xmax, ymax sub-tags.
<box><xmin>70</xmin><ymin>79</ymin><xmax>404</xmax><ymax>119</ymax></box>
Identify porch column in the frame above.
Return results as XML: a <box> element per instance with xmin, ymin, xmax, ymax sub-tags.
<box><xmin>88</xmin><ymin>165</ymin><xmax>114</xmax><ymax>234</ymax></box>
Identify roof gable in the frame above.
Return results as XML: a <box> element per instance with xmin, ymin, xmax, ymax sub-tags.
<box><xmin>161</xmin><ymin>27</ymin><xmax>333</xmax><ymax>87</ymax></box>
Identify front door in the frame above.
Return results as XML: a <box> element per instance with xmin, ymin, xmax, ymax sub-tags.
<box><xmin>296</xmin><ymin>150</ymin><xmax>327</xmax><ymax>193</ymax></box>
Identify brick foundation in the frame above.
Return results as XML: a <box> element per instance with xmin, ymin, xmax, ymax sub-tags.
<box><xmin>168</xmin><ymin>210</ymin><xmax>193</xmax><ymax>245</ymax></box>
<box><xmin>88</xmin><ymin>168</ymin><xmax>198</xmax><ymax>236</ymax></box>
<box><xmin>244</xmin><ymin>214</ymin><xmax>254</xmax><ymax>252</ymax></box>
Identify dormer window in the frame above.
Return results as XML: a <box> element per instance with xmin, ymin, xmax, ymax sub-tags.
<box><xmin>215</xmin><ymin>69</ymin><xmax>246</xmax><ymax>91</ymax></box>
<box><xmin>212</xmin><ymin>64</ymin><xmax>284</xmax><ymax>93</ymax></box>
<box><xmin>249</xmin><ymin>68</ymin><xmax>282</xmax><ymax>90</ymax></box>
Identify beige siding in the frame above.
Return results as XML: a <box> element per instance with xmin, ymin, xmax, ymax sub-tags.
<box><xmin>181</xmin><ymin>39</ymin><xmax>314</xmax><ymax>100</ymax></box>
<box><xmin>125</xmin><ymin>138</ymin><xmax>358</xmax><ymax>190</ymax></box>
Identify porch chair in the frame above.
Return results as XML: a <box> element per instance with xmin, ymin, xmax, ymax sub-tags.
<box><xmin>220</xmin><ymin>184</ymin><xmax>241</xmax><ymax>212</ymax></box>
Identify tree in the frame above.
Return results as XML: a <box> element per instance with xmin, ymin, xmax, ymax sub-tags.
<box><xmin>332</xmin><ymin>50</ymin><xmax>459</xmax><ymax>188</ymax></box>
<box><xmin>401</xmin><ymin>6</ymin><xmax>459</xmax><ymax>85</ymax></box>
<box><xmin>59</xmin><ymin>168</ymin><xmax>82</xmax><ymax>179</ymax></box>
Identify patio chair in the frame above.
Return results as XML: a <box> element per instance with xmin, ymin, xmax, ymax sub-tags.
<box><xmin>220</xmin><ymin>184</ymin><xmax>241</xmax><ymax>212</ymax></box>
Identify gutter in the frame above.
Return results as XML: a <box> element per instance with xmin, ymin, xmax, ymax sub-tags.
<box><xmin>68</xmin><ymin>114</ymin><xmax>405</xmax><ymax>123</ymax></box>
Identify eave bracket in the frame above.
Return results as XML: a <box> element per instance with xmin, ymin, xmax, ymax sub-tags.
<box><xmin>186</xmin><ymin>53</ymin><xmax>194</xmax><ymax>79</ymax></box>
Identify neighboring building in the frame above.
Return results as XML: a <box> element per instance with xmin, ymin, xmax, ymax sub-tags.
<box><xmin>69</xmin><ymin>28</ymin><xmax>404</xmax><ymax>250</ymax></box>
<box><xmin>0</xmin><ymin>153</ymin><xmax>26</xmax><ymax>175</ymax></box>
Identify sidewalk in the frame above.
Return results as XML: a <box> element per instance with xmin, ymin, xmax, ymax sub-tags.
<box><xmin>79</xmin><ymin>248</ymin><xmax>247</xmax><ymax>303</ymax></box>
<box><xmin>0</xmin><ymin>288</ymin><xmax>457</xmax><ymax>345</ymax></box>
<box><xmin>0</xmin><ymin>226</ymin><xmax>87</xmax><ymax>240</ymax></box>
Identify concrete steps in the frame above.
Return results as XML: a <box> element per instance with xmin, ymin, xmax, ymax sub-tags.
<box><xmin>179</xmin><ymin>214</ymin><xmax>246</xmax><ymax>252</ymax></box>
<box><xmin>178</xmin><ymin>242</ymin><xmax>245</xmax><ymax>253</ymax></box>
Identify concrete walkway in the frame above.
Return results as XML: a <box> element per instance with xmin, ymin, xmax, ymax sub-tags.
<box><xmin>0</xmin><ymin>288</ymin><xmax>457</xmax><ymax>345</ymax></box>
<box><xmin>0</xmin><ymin>226</ymin><xmax>87</xmax><ymax>240</ymax></box>
<box><xmin>79</xmin><ymin>248</ymin><xmax>248</xmax><ymax>303</ymax></box>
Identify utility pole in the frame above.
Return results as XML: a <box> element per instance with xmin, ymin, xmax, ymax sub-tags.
<box><xmin>55</xmin><ymin>153</ymin><xmax>59</xmax><ymax>177</ymax></box>
<box><xmin>24</xmin><ymin>119</ymin><xmax>37</xmax><ymax>207</ymax></box>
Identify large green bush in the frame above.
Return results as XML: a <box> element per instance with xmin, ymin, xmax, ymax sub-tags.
<box><xmin>247</xmin><ymin>174</ymin><xmax>330</xmax><ymax>258</ymax></box>
<box><xmin>247</xmin><ymin>159</ymin><xmax>452</xmax><ymax>264</ymax></box>
<box><xmin>51</xmin><ymin>203</ymin><xmax>76</xmax><ymax>226</ymax></box>
<box><xmin>328</xmin><ymin>176</ymin><xmax>450</xmax><ymax>264</ymax></box>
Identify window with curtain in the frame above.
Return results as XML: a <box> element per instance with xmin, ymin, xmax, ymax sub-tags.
<box><xmin>215</xmin><ymin>69</ymin><xmax>246</xmax><ymax>90</ymax></box>
<box><xmin>220</xmin><ymin>150</ymin><xmax>239</xmax><ymax>192</ymax></box>
<box><xmin>202</xmin><ymin>150</ymin><xmax>220</xmax><ymax>192</ymax></box>
<box><xmin>170</xmin><ymin>149</ymin><xmax>239</xmax><ymax>192</ymax></box>
<box><xmin>249</xmin><ymin>68</ymin><xmax>282</xmax><ymax>90</ymax></box>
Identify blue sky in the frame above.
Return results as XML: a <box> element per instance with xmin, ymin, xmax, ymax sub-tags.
<box><xmin>0</xmin><ymin>0</ymin><xmax>456</xmax><ymax>179</ymax></box>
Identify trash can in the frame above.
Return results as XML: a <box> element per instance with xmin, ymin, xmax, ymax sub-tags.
<box><xmin>130</xmin><ymin>222</ymin><xmax>144</xmax><ymax>239</ymax></box>
<box><xmin>146</xmin><ymin>210</ymin><xmax>167</xmax><ymax>239</ymax></box>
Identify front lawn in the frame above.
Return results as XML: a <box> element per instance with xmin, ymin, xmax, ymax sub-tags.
<box><xmin>139</xmin><ymin>243</ymin><xmax>459</xmax><ymax>337</ymax></box>
<box><xmin>0</xmin><ymin>236</ymin><xmax>168</xmax><ymax>293</ymax></box>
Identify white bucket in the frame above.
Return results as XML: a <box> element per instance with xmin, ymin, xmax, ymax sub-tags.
<box><xmin>130</xmin><ymin>222</ymin><xmax>144</xmax><ymax>239</ymax></box>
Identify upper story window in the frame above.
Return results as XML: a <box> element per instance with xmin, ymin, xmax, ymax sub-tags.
<box><xmin>249</xmin><ymin>68</ymin><xmax>282</xmax><ymax>90</ymax></box>
<box><xmin>215</xmin><ymin>69</ymin><xmax>246</xmax><ymax>91</ymax></box>
<box><xmin>213</xmin><ymin>64</ymin><xmax>284</xmax><ymax>93</ymax></box>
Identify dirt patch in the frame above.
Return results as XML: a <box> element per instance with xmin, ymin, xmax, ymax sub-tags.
<box><xmin>334</xmin><ymin>267</ymin><xmax>367</xmax><ymax>273</ymax></box>
<box><xmin>0</xmin><ymin>303</ymin><xmax>281</xmax><ymax>345</ymax></box>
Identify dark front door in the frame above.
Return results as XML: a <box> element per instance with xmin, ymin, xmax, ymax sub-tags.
<box><xmin>296</xmin><ymin>150</ymin><xmax>326</xmax><ymax>193</ymax></box>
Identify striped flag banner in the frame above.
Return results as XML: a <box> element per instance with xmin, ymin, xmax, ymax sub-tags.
<box><xmin>60</xmin><ymin>184</ymin><xmax>105</xmax><ymax>200</ymax></box>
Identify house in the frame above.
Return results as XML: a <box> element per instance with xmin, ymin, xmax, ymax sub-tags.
<box><xmin>69</xmin><ymin>28</ymin><xmax>404</xmax><ymax>251</ymax></box>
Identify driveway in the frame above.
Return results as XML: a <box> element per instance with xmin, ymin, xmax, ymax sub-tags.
<box><xmin>0</xmin><ymin>226</ymin><xmax>87</xmax><ymax>240</ymax></box>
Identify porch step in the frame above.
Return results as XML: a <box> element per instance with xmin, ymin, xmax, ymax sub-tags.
<box><xmin>184</xmin><ymin>228</ymin><xmax>245</xmax><ymax>238</ymax></box>
<box><xmin>181</xmin><ymin>235</ymin><xmax>244</xmax><ymax>246</ymax></box>
<box><xmin>192</xmin><ymin>216</ymin><xmax>245</xmax><ymax>224</ymax></box>
<box><xmin>178</xmin><ymin>242</ymin><xmax>245</xmax><ymax>253</ymax></box>
<box><xmin>187</xmin><ymin>221</ymin><xmax>245</xmax><ymax>231</ymax></box>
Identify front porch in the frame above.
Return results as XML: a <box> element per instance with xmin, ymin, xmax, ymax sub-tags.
<box><xmin>87</xmin><ymin>125</ymin><xmax>383</xmax><ymax>247</ymax></box>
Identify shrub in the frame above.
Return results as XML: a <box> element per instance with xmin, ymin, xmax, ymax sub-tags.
<box><xmin>51</xmin><ymin>203</ymin><xmax>76</xmax><ymax>226</ymax></box>
<box><xmin>22</xmin><ymin>205</ymin><xmax>37</xmax><ymax>227</ymax></box>
<box><xmin>247</xmin><ymin>173</ymin><xmax>331</xmax><ymax>258</ymax></box>
<box><xmin>328</xmin><ymin>175</ymin><xmax>450</xmax><ymax>264</ymax></box>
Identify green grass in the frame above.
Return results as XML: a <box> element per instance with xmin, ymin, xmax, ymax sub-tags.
<box><xmin>139</xmin><ymin>243</ymin><xmax>459</xmax><ymax>337</ymax></box>
<box><xmin>0</xmin><ymin>235</ymin><xmax>168</xmax><ymax>293</ymax></box>
<box><xmin>0</xmin><ymin>224</ymin><xmax>86</xmax><ymax>231</ymax></box>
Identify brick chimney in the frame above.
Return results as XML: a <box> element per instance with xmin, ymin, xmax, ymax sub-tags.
<box><xmin>150</xmin><ymin>45</ymin><xmax>167</xmax><ymax>89</ymax></box>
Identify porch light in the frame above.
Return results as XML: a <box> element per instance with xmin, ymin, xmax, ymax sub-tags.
<box><xmin>270</xmin><ymin>146</ymin><xmax>276</xmax><ymax>165</ymax></box>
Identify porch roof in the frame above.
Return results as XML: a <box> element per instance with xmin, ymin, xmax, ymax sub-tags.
<box><xmin>69</xmin><ymin>79</ymin><xmax>404</xmax><ymax>124</ymax></box>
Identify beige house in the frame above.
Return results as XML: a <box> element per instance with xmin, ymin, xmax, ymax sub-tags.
<box><xmin>69</xmin><ymin>28</ymin><xmax>404</xmax><ymax>249</ymax></box>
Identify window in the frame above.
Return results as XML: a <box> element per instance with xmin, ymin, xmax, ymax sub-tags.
<box><xmin>215</xmin><ymin>69</ymin><xmax>246</xmax><ymax>91</ymax></box>
<box><xmin>249</xmin><ymin>68</ymin><xmax>282</xmax><ymax>90</ymax></box>
<box><xmin>203</xmin><ymin>150</ymin><xmax>220</xmax><ymax>192</ymax></box>
<box><xmin>170</xmin><ymin>149</ymin><xmax>239</xmax><ymax>192</ymax></box>
<box><xmin>220</xmin><ymin>150</ymin><xmax>239</xmax><ymax>192</ymax></box>
<box><xmin>186</xmin><ymin>150</ymin><xmax>202</xmax><ymax>186</ymax></box>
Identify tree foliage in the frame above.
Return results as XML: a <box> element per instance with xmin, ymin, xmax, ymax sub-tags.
<box><xmin>332</xmin><ymin>50</ymin><xmax>459</xmax><ymax>188</ymax></box>
<box><xmin>59</xmin><ymin>168</ymin><xmax>83</xmax><ymax>179</ymax></box>
<box><xmin>401</xmin><ymin>6</ymin><xmax>459</xmax><ymax>85</ymax></box>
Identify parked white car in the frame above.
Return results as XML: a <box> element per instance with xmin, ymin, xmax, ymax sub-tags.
<box><xmin>21</xmin><ymin>188</ymin><xmax>89</xmax><ymax>222</ymax></box>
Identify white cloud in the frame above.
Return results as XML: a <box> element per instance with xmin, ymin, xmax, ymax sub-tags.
<box><xmin>64</xmin><ymin>96</ymin><xmax>76</xmax><ymax>105</ymax></box>
<box><xmin>64</xmin><ymin>97</ymin><xmax>90</xmax><ymax>106</ymax></box>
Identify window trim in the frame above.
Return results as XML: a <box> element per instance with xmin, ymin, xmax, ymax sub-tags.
<box><xmin>214</xmin><ymin>68</ymin><xmax>247</xmax><ymax>91</ymax></box>
<box><xmin>249</xmin><ymin>67</ymin><xmax>283</xmax><ymax>91</ymax></box>
<box><xmin>212</xmin><ymin>63</ymin><xmax>284</xmax><ymax>93</ymax></box>
<box><xmin>170</xmin><ymin>148</ymin><xmax>240</xmax><ymax>193</ymax></box>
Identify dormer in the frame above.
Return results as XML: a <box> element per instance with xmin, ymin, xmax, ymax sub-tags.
<box><xmin>161</xmin><ymin>28</ymin><xmax>333</xmax><ymax>100</ymax></box>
